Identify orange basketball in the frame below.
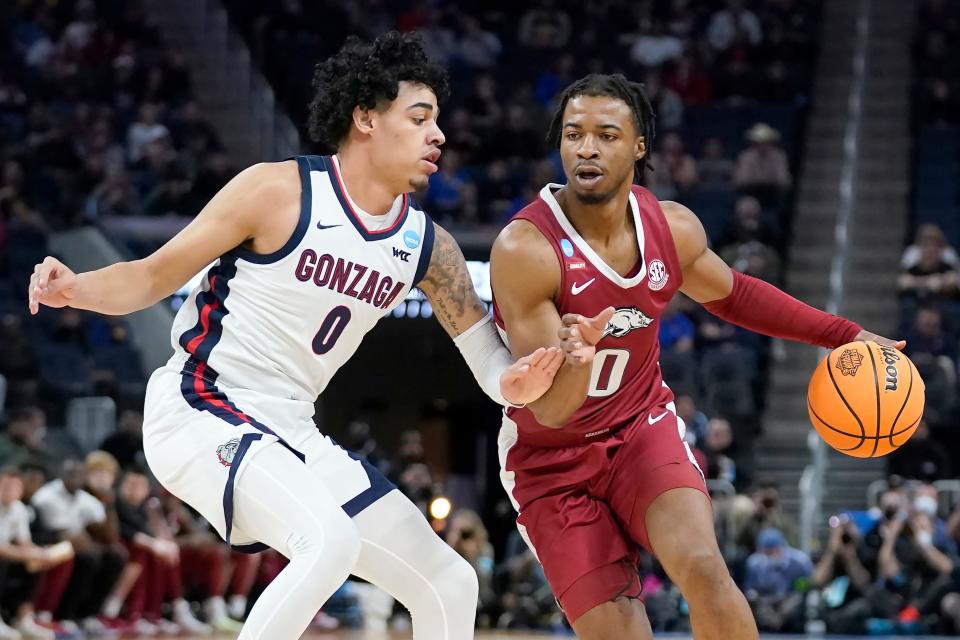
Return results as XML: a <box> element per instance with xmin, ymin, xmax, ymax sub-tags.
<box><xmin>807</xmin><ymin>341</ymin><xmax>925</xmax><ymax>457</ymax></box>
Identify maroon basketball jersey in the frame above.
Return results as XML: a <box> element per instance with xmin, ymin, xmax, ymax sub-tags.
<box><xmin>493</xmin><ymin>184</ymin><xmax>683</xmax><ymax>446</ymax></box>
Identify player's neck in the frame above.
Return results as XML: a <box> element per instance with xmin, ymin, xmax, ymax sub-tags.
<box><xmin>335</xmin><ymin>150</ymin><xmax>399</xmax><ymax>216</ymax></box>
<box><xmin>557</xmin><ymin>186</ymin><xmax>633</xmax><ymax>243</ymax></box>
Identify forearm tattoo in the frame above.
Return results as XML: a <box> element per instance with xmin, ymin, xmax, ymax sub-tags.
<box><xmin>421</xmin><ymin>226</ymin><xmax>487</xmax><ymax>336</ymax></box>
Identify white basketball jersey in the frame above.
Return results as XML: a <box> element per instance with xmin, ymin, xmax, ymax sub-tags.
<box><xmin>168</xmin><ymin>155</ymin><xmax>434</xmax><ymax>403</ymax></box>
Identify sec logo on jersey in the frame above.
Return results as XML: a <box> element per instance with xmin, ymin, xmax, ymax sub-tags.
<box><xmin>647</xmin><ymin>258</ymin><xmax>669</xmax><ymax>291</ymax></box>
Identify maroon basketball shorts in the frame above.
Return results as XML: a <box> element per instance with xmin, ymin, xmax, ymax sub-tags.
<box><xmin>498</xmin><ymin>405</ymin><xmax>708</xmax><ymax>623</ymax></box>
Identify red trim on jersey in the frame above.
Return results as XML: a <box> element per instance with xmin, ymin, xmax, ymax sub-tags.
<box><xmin>190</xmin><ymin>360</ymin><xmax>252</xmax><ymax>424</ymax></box>
<box><xmin>329</xmin><ymin>158</ymin><xmax>410</xmax><ymax>235</ymax></box>
<box><xmin>185</xmin><ymin>275</ymin><xmax>219</xmax><ymax>355</ymax></box>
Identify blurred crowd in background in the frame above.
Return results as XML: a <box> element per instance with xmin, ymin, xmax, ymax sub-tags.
<box><xmin>0</xmin><ymin>0</ymin><xmax>958</xmax><ymax>636</ymax></box>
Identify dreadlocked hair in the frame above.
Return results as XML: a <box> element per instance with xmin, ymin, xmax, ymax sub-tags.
<box><xmin>546</xmin><ymin>73</ymin><xmax>656</xmax><ymax>182</ymax></box>
<box><xmin>308</xmin><ymin>31</ymin><xmax>450</xmax><ymax>152</ymax></box>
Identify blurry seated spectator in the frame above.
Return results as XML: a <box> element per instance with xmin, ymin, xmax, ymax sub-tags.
<box><xmin>901</xmin><ymin>224</ymin><xmax>960</xmax><ymax>270</ymax></box>
<box><xmin>518</xmin><ymin>0</ymin><xmax>572</xmax><ymax>50</ymax></box>
<box><xmin>734</xmin><ymin>123</ymin><xmax>792</xmax><ymax>195</ymax></box>
<box><xmin>878</xmin><ymin>484</ymin><xmax>957</xmax><ymax>632</ymax></box>
<box><xmin>31</xmin><ymin>460</ymin><xmax>125</xmax><ymax>636</ymax></box>
<box><xmin>744</xmin><ymin>528</ymin><xmax>811</xmax><ymax>633</ymax></box>
<box><xmin>887</xmin><ymin>419</ymin><xmax>951</xmax><ymax>482</ymax></box>
<box><xmin>705</xmin><ymin>417</ymin><xmax>737</xmax><ymax>484</ymax></box>
<box><xmin>643</xmin><ymin>71</ymin><xmax>684</xmax><ymax>131</ymax></box>
<box><xmin>0</xmin><ymin>467</ymin><xmax>73</xmax><ymax>640</ymax></box>
<box><xmin>708</xmin><ymin>0</ymin><xmax>763</xmax><ymax>52</ymax></box>
<box><xmin>675</xmin><ymin>394</ymin><xmax>709</xmax><ymax>448</ymax></box>
<box><xmin>0</xmin><ymin>407</ymin><xmax>47</xmax><ymax>468</ymax></box>
<box><xmin>628</xmin><ymin>19</ymin><xmax>684</xmax><ymax>68</ymax></box>
<box><xmin>494</xmin><ymin>529</ymin><xmax>555</xmax><ymax>630</ymax></box>
<box><xmin>143</xmin><ymin>166</ymin><xmax>198</xmax><ymax>217</ymax></box>
<box><xmin>0</xmin><ymin>315</ymin><xmax>36</xmax><ymax>382</ymax></box>
<box><xmin>811</xmin><ymin>512</ymin><xmax>885</xmax><ymax>634</ymax></box>
<box><xmin>721</xmin><ymin>240</ymin><xmax>781</xmax><ymax>284</ymax></box>
<box><xmin>659</xmin><ymin>296</ymin><xmax>695</xmax><ymax>353</ymax></box>
<box><xmin>127</xmin><ymin>103</ymin><xmax>169</xmax><ymax>163</ymax></box>
<box><xmin>648</xmin><ymin>132</ymin><xmax>699</xmax><ymax>200</ymax></box>
<box><xmin>446</xmin><ymin>510</ymin><xmax>496</xmax><ymax>625</ymax></box>
<box><xmin>454</xmin><ymin>17</ymin><xmax>501</xmax><ymax>70</ymax></box>
<box><xmin>664</xmin><ymin>54</ymin><xmax>714</xmax><ymax>107</ymax></box>
<box><xmin>99</xmin><ymin>409</ymin><xmax>146</xmax><ymax>470</ymax></box>
<box><xmin>116</xmin><ymin>466</ymin><xmax>211</xmax><ymax>635</ymax></box>
<box><xmin>898</xmin><ymin>233</ymin><xmax>960</xmax><ymax>303</ymax></box>
<box><xmin>85</xmin><ymin>164</ymin><xmax>140</xmax><ymax>219</ymax></box>
<box><xmin>719</xmin><ymin>195</ymin><xmax>780</xmax><ymax>251</ymax></box>
<box><xmin>463</xmin><ymin>74</ymin><xmax>502</xmax><ymax>135</ymax></box>
<box><xmin>698</xmin><ymin>137</ymin><xmax>734</xmax><ymax>188</ymax></box>
<box><xmin>905</xmin><ymin>305</ymin><xmax>958</xmax><ymax>362</ymax></box>
<box><xmin>736</xmin><ymin>482</ymin><xmax>798</xmax><ymax>553</ymax></box>
<box><xmin>425</xmin><ymin>149</ymin><xmax>477</xmax><ymax>222</ymax></box>
<box><xmin>159</xmin><ymin>491</ymin><xmax>244</xmax><ymax>632</ymax></box>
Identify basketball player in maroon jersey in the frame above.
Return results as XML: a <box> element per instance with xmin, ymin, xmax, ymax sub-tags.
<box><xmin>491</xmin><ymin>74</ymin><xmax>903</xmax><ymax>639</ymax></box>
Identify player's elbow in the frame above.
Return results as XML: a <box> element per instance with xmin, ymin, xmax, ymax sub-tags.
<box><xmin>529</xmin><ymin>404</ymin><xmax>571</xmax><ymax>429</ymax></box>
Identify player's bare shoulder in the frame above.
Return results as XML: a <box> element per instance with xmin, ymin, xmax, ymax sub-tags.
<box><xmin>491</xmin><ymin>219</ymin><xmax>561</xmax><ymax>301</ymax></box>
<box><xmin>224</xmin><ymin>160</ymin><xmax>302</xmax><ymax>254</ymax></box>
<box><xmin>657</xmin><ymin>199</ymin><xmax>708</xmax><ymax>270</ymax></box>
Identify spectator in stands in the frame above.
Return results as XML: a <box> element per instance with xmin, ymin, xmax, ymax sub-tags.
<box><xmin>158</xmin><ymin>491</ymin><xmax>244</xmax><ymax>632</ymax></box>
<box><xmin>455</xmin><ymin>16</ymin><xmax>502</xmax><ymax>70</ymax></box>
<box><xmin>659</xmin><ymin>296</ymin><xmax>695</xmax><ymax>354</ymax></box>
<box><xmin>0</xmin><ymin>407</ymin><xmax>46</xmax><ymax>468</ymax></box>
<box><xmin>446</xmin><ymin>510</ymin><xmax>496</xmax><ymax>626</ymax></box>
<box><xmin>31</xmin><ymin>459</ymin><xmax>125</xmax><ymax>637</ymax></box>
<box><xmin>675</xmin><ymin>394</ymin><xmax>709</xmax><ymax>448</ymax></box>
<box><xmin>0</xmin><ymin>466</ymin><xmax>73</xmax><ymax>640</ymax></box>
<box><xmin>99</xmin><ymin>410</ymin><xmax>146</xmax><ymax>470</ymax></box>
<box><xmin>708</xmin><ymin>0</ymin><xmax>763</xmax><ymax>52</ymax></box>
<box><xmin>425</xmin><ymin>148</ymin><xmax>478</xmax><ymax>222</ymax></box>
<box><xmin>879</xmin><ymin>484</ymin><xmax>957</xmax><ymax>632</ymax></box>
<box><xmin>698</xmin><ymin>137</ymin><xmax>735</xmax><ymax>189</ymax></box>
<box><xmin>628</xmin><ymin>19</ymin><xmax>684</xmax><ymax>68</ymax></box>
<box><xmin>811</xmin><ymin>512</ymin><xmax>885</xmax><ymax>634</ymax></box>
<box><xmin>126</xmin><ymin>103</ymin><xmax>169</xmax><ymax>164</ymax></box>
<box><xmin>942</xmin><ymin>500</ymin><xmax>960</xmax><ymax>632</ymax></box>
<box><xmin>642</xmin><ymin>71</ymin><xmax>685</xmax><ymax>132</ymax></box>
<box><xmin>664</xmin><ymin>54</ymin><xmax>714</xmax><ymax>107</ymax></box>
<box><xmin>719</xmin><ymin>195</ymin><xmax>781</xmax><ymax>252</ymax></box>
<box><xmin>648</xmin><ymin>131</ymin><xmax>699</xmax><ymax>200</ymax></box>
<box><xmin>897</xmin><ymin>232</ymin><xmax>960</xmax><ymax>302</ymax></box>
<box><xmin>517</xmin><ymin>0</ymin><xmax>572</xmax><ymax>50</ymax></box>
<box><xmin>143</xmin><ymin>166</ymin><xmax>197</xmax><ymax>217</ymax></box>
<box><xmin>902</xmin><ymin>224</ymin><xmax>960</xmax><ymax>270</ymax></box>
<box><xmin>743</xmin><ymin>527</ymin><xmax>811</xmax><ymax>632</ymax></box>
<box><xmin>736</xmin><ymin>482</ymin><xmax>798</xmax><ymax>553</ymax></box>
<box><xmin>905</xmin><ymin>305</ymin><xmax>958</xmax><ymax>362</ymax></box>
<box><xmin>85</xmin><ymin>164</ymin><xmax>140</xmax><ymax>219</ymax></box>
<box><xmin>733</xmin><ymin>123</ymin><xmax>792</xmax><ymax>196</ymax></box>
<box><xmin>116</xmin><ymin>465</ymin><xmax>211</xmax><ymax>635</ymax></box>
<box><xmin>495</xmin><ymin>529</ymin><xmax>555</xmax><ymax>630</ymax></box>
<box><xmin>887</xmin><ymin>419</ymin><xmax>952</xmax><ymax>482</ymax></box>
<box><xmin>704</xmin><ymin>417</ymin><xmax>737</xmax><ymax>484</ymax></box>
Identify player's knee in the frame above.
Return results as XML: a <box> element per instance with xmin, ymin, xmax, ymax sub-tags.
<box><xmin>291</xmin><ymin>512</ymin><xmax>361</xmax><ymax>573</ymax></box>
<box><xmin>427</xmin><ymin>550</ymin><xmax>478</xmax><ymax>611</ymax></box>
<box><xmin>671</xmin><ymin>548</ymin><xmax>731</xmax><ymax>598</ymax></box>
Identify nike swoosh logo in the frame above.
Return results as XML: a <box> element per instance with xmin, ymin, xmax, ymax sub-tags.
<box><xmin>571</xmin><ymin>278</ymin><xmax>596</xmax><ymax>295</ymax></box>
<box><xmin>648</xmin><ymin>411</ymin><xmax>669</xmax><ymax>425</ymax></box>
<box><xmin>316</xmin><ymin>222</ymin><xmax>342</xmax><ymax>230</ymax></box>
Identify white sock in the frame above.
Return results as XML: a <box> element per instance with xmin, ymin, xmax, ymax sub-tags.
<box><xmin>102</xmin><ymin>596</ymin><xmax>122</xmax><ymax>619</ymax></box>
<box><xmin>227</xmin><ymin>595</ymin><xmax>247</xmax><ymax>620</ymax></box>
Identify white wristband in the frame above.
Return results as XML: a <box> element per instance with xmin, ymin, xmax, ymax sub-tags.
<box><xmin>452</xmin><ymin>315</ymin><xmax>518</xmax><ymax>407</ymax></box>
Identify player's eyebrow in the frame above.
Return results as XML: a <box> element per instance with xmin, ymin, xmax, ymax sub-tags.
<box><xmin>563</xmin><ymin>122</ymin><xmax>624</xmax><ymax>131</ymax></box>
<box><xmin>407</xmin><ymin>102</ymin><xmax>437</xmax><ymax>115</ymax></box>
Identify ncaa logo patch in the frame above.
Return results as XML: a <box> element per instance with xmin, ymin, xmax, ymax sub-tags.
<box><xmin>216</xmin><ymin>438</ymin><xmax>241</xmax><ymax>467</ymax></box>
<box><xmin>560</xmin><ymin>238</ymin><xmax>575</xmax><ymax>258</ymax></box>
<box><xmin>647</xmin><ymin>258</ymin><xmax>669</xmax><ymax>291</ymax></box>
<box><xmin>403</xmin><ymin>230</ymin><xmax>421</xmax><ymax>250</ymax></box>
<box><xmin>835</xmin><ymin>348</ymin><xmax>864</xmax><ymax>377</ymax></box>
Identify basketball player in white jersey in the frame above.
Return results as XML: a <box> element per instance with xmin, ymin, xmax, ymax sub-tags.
<box><xmin>27</xmin><ymin>32</ymin><xmax>576</xmax><ymax>639</ymax></box>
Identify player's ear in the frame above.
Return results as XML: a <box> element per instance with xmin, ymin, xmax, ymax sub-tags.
<box><xmin>635</xmin><ymin>136</ymin><xmax>646</xmax><ymax>161</ymax></box>
<box><xmin>352</xmin><ymin>106</ymin><xmax>375</xmax><ymax>136</ymax></box>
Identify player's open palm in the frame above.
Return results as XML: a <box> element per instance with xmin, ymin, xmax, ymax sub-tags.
<box><xmin>499</xmin><ymin>346</ymin><xmax>564</xmax><ymax>406</ymax></box>
<box><xmin>28</xmin><ymin>256</ymin><xmax>77</xmax><ymax>315</ymax></box>
<box><xmin>559</xmin><ymin>306</ymin><xmax>615</xmax><ymax>365</ymax></box>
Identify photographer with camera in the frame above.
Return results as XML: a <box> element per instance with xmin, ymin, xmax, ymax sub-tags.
<box><xmin>878</xmin><ymin>485</ymin><xmax>957</xmax><ymax>633</ymax></box>
<box><xmin>445</xmin><ymin>510</ymin><xmax>497</xmax><ymax>626</ymax></box>
<box><xmin>735</xmin><ymin>482</ymin><xmax>798</xmax><ymax>554</ymax></box>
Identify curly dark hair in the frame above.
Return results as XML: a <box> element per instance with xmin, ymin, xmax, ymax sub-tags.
<box><xmin>308</xmin><ymin>31</ymin><xmax>450</xmax><ymax>152</ymax></box>
<box><xmin>546</xmin><ymin>74</ymin><xmax>656</xmax><ymax>181</ymax></box>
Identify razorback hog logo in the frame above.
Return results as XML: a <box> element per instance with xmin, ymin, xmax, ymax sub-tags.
<box><xmin>878</xmin><ymin>345</ymin><xmax>901</xmax><ymax>391</ymax></box>
<box><xmin>603</xmin><ymin>307</ymin><xmax>654</xmax><ymax>338</ymax></box>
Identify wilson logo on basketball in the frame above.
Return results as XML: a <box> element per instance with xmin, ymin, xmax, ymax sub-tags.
<box><xmin>879</xmin><ymin>345</ymin><xmax>900</xmax><ymax>391</ymax></box>
<box><xmin>835</xmin><ymin>349</ymin><xmax>864</xmax><ymax>376</ymax></box>
<box><xmin>216</xmin><ymin>438</ymin><xmax>241</xmax><ymax>467</ymax></box>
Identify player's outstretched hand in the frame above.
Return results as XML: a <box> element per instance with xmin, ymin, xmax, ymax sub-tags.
<box><xmin>855</xmin><ymin>329</ymin><xmax>906</xmax><ymax>352</ymax></box>
<box><xmin>499</xmin><ymin>346</ymin><xmax>564</xmax><ymax>406</ymax></box>
<box><xmin>558</xmin><ymin>307</ymin><xmax>615</xmax><ymax>365</ymax></box>
<box><xmin>28</xmin><ymin>256</ymin><xmax>77</xmax><ymax>315</ymax></box>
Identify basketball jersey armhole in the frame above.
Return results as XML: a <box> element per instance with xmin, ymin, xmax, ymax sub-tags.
<box><xmin>514</xmin><ymin>213</ymin><xmax>567</xmax><ymax>307</ymax></box>
<box><xmin>413</xmin><ymin>215</ymin><xmax>436</xmax><ymax>287</ymax></box>
<box><xmin>635</xmin><ymin>187</ymin><xmax>685</xmax><ymax>289</ymax></box>
<box><xmin>229</xmin><ymin>157</ymin><xmax>313</xmax><ymax>265</ymax></box>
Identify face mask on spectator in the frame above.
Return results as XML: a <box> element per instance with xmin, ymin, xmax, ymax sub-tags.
<box><xmin>913</xmin><ymin>495</ymin><xmax>938</xmax><ymax>517</ymax></box>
